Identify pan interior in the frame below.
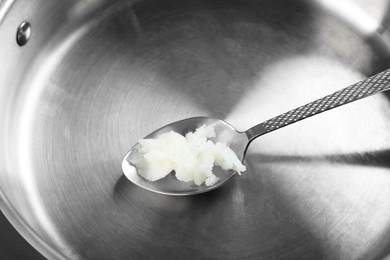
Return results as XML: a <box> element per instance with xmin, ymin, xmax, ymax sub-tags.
<box><xmin>3</xmin><ymin>0</ymin><xmax>390</xmax><ymax>259</ymax></box>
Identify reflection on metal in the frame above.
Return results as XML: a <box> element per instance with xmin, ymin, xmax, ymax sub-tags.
<box><xmin>17</xmin><ymin>24</ymin><xmax>94</xmax><ymax>260</ymax></box>
<box><xmin>315</xmin><ymin>0</ymin><xmax>380</xmax><ymax>35</ymax></box>
<box><xmin>0</xmin><ymin>0</ymin><xmax>14</xmax><ymax>24</ymax></box>
<box><xmin>16</xmin><ymin>21</ymin><xmax>31</xmax><ymax>46</ymax></box>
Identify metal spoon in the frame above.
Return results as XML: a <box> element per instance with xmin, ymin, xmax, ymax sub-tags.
<box><xmin>122</xmin><ymin>69</ymin><xmax>390</xmax><ymax>195</ymax></box>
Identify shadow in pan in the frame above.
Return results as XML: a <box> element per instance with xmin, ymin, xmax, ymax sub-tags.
<box><xmin>112</xmin><ymin>172</ymin><xmax>325</xmax><ymax>259</ymax></box>
<box><xmin>126</xmin><ymin>0</ymin><xmax>318</xmax><ymax>118</ymax></box>
<box><xmin>255</xmin><ymin>149</ymin><xmax>390</xmax><ymax>168</ymax></box>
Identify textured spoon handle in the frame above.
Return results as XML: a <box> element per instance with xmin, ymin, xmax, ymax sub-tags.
<box><xmin>245</xmin><ymin>69</ymin><xmax>390</xmax><ymax>141</ymax></box>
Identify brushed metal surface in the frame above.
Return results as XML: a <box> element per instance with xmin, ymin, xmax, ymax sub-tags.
<box><xmin>0</xmin><ymin>0</ymin><xmax>390</xmax><ymax>259</ymax></box>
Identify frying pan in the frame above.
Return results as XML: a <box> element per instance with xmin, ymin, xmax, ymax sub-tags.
<box><xmin>1</xmin><ymin>0</ymin><xmax>390</xmax><ymax>259</ymax></box>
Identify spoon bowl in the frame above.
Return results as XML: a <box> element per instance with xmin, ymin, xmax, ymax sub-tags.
<box><xmin>122</xmin><ymin>117</ymin><xmax>248</xmax><ymax>195</ymax></box>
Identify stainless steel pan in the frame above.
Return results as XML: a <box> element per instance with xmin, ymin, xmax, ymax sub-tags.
<box><xmin>1</xmin><ymin>0</ymin><xmax>390</xmax><ymax>259</ymax></box>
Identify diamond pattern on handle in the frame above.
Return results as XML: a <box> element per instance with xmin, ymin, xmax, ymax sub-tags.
<box><xmin>261</xmin><ymin>69</ymin><xmax>390</xmax><ymax>133</ymax></box>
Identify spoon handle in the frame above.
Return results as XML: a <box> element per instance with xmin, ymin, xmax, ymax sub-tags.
<box><xmin>245</xmin><ymin>69</ymin><xmax>390</xmax><ymax>141</ymax></box>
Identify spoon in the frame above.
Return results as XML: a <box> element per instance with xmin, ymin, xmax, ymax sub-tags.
<box><xmin>122</xmin><ymin>69</ymin><xmax>390</xmax><ymax>195</ymax></box>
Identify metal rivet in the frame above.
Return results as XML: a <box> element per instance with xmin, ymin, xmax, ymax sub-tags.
<box><xmin>16</xmin><ymin>21</ymin><xmax>31</xmax><ymax>46</ymax></box>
